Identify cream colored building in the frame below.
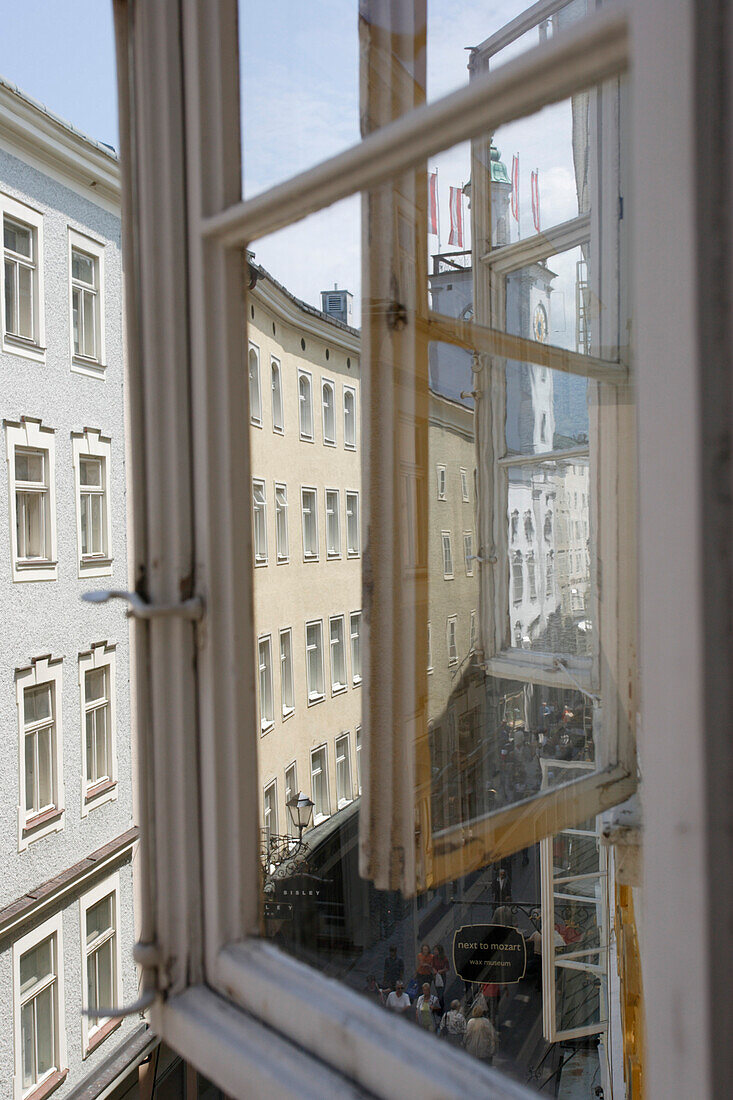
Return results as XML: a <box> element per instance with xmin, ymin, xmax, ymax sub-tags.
<box><xmin>248</xmin><ymin>264</ymin><xmax>362</xmax><ymax>845</ymax></box>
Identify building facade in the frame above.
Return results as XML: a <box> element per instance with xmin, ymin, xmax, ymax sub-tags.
<box><xmin>0</xmin><ymin>80</ymin><xmax>145</xmax><ymax>1098</ymax></box>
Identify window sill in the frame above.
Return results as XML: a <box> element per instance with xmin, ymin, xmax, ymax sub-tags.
<box><xmin>352</xmin><ymin>676</ymin><xmax>362</xmax><ymax>687</ymax></box>
<box><xmin>85</xmin><ymin>778</ymin><xmax>117</xmax><ymax>803</ymax></box>
<box><xmin>299</xmin><ymin>435</ymin><xmax>314</xmax><ymax>443</ymax></box>
<box><xmin>260</xmin><ymin>722</ymin><xmax>274</xmax><ymax>736</ymax></box>
<box><xmin>344</xmin><ymin>443</ymin><xmax>356</xmax><ymax>452</ymax></box>
<box><xmin>86</xmin><ymin>1016</ymin><xmax>122</xmax><ymax>1057</ymax></box>
<box><xmin>443</xmin><ymin>574</ymin><xmax>454</xmax><ymax>581</ymax></box>
<box><xmin>276</xmin><ymin>556</ymin><xmax>289</xmax><ymax>565</ymax></box>
<box><xmin>281</xmin><ymin>708</ymin><xmax>294</xmax><ymax>722</ymax></box>
<box><xmin>303</xmin><ymin>555</ymin><xmax>319</xmax><ymax>563</ymax></box>
<box><xmin>307</xmin><ymin>694</ymin><xmax>325</xmax><ymax>707</ymax></box>
<box><xmin>272</xmin><ymin>426</ymin><xmax>284</xmax><ymax>436</ymax></box>
<box><xmin>71</xmin><ymin>356</ymin><xmax>107</xmax><ymax>380</ymax></box>
<box><xmin>24</xmin><ymin>806</ymin><xmax>63</xmax><ymax>832</ymax></box>
<box><xmin>79</xmin><ymin>555</ymin><xmax>114</xmax><ymax>578</ymax></box>
<box><xmin>331</xmin><ymin>684</ymin><xmax>347</xmax><ymax>696</ymax></box>
<box><xmin>326</xmin><ymin>552</ymin><xmax>341</xmax><ymax>560</ymax></box>
<box><xmin>254</xmin><ymin>559</ymin><xmax>268</xmax><ymax>568</ymax></box>
<box><xmin>346</xmin><ymin>550</ymin><xmax>360</xmax><ymax>559</ymax></box>
<box><xmin>250</xmin><ymin>419</ymin><xmax>263</xmax><ymax>429</ymax></box>
<box><xmin>23</xmin><ymin>1068</ymin><xmax>68</xmax><ymax>1100</ymax></box>
<box><xmin>13</xmin><ymin>559</ymin><xmax>58</xmax><ymax>583</ymax></box>
<box><xmin>3</xmin><ymin>334</ymin><xmax>45</xmax><ymax>362</ymax></box>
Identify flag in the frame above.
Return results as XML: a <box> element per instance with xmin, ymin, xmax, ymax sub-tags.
<box><xmin>428</xmin><ymin>171</ymin><xmax>438</xmax><ymax>236</ymax></box>
<box><xmin>448</xmin><ymin>186</ymin><xmax>464</xmax><ymax>247</ymax></box>
<box><xmin>531</xmin><ymin>169</ymin><xmax>540</xmax><ymax>233</ymax></box>
<box><xmin>510</xmin><ymin>154</ymin><xmax>520</xmax><ymax>223</ymax></box>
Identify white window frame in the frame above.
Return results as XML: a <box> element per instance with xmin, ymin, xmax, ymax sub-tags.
<box><xmin>463</xmin><ymin>531</ymin><xmax>473</xmax><ymax>577</ymax></box>
<box><xmin>321</xmin><ymin>378</ymin><xmax>336</xmax><ymax>445</ymax></box>
<box><xmin>12</xmin><ymin>911</ymin><xmax>66</xmax><ymax>1100</ymax></box>
<box><xmin>284</xmin><ymin>762</ymin><xmax>297</xmax><ymax>836</ymax></box>
<box><xmin>16</xmin><ymin>655</ymin><xmax>64</xmax><ymax>850</ymax></box>
<box><xmin>460</xmin><ymin>467</ymin><xmax>469</xmax><ymax>502</ymax></box>
<box><xmin>469</xmin><ymin>610</ymin><xmax>477</xmax><ymax>654</ymax></box>
<box><xmin>298</xmin><ymin>369</ymin><xmax>314</xmax><ymax>441</ymax></box>
<box><xmin>263</xmin><ymin>780</ymin><xmax>277</xmax><ymax>848</ymax></box>
<box><xmin>248</xmin><ymin>343</ymin><xmax>262</xmax><ymax>427</ymax></box>
<box><xmin>252</xmin><ymin>478</ymin><xmax>267</xmax><ymax>565</ymax></box>
<box><xmin>441</xmin><ymin>530</ymin><xmax>453</xmax><ymax>579</ymax></box>
<box><xmin>275</xmin><ymin>481</ymin><xmax>289</xmax><ymax>563</ymax></box>
<box><xmin>300</xmin><ymin>486</ymin><xmax>318</xmax><ymax>561</ymax></box>
<box><xmin>350</xmin><ymin>611</ymin><xmax>361</xmax><ymax>686</ymax></box>
<box><xmin>335</xmin><ymin>733</ymin><xmax>353</xmax><ymax>809</ymax></box>
<box><xmin>325</xmin><ymin>488</ymin><xmax>341</xmax><ymax>558</ymax></box>
<box><xmin>6</xmin><ymin>418</ymin><xmax>57</xmax><ymax>582</ymax></box>
<box><xmin>271</xmin><ymin>356</ymin><xmax>284</xmax><ymax>433</ymax></box>
<box><xmin>279</xmin><ymin>628</ymin><xmax>295</xmax><ymax>720</ymax></box>
<box><xmin>80</xmin><ymin>873</ymin><xmax>122</xmax><ymax>1057</ymax></box>
<box><xmin>446</xmin><ymin>616</ymin><xmax>458</xmax><ymax>667</ymax></box>
<box><xmin>1</xmin><ymin>192</ymin><xmax>45</xmax><ymax>363</ymax></box>
<box><xmin>72</xmin><ymin>427</ymin><xmax>113</xmax><ymax>577</ymax></box>
<box><xmin>258</xmin><ymin>635</ymin><xmax>274</xmax><ymax>734</ymax></box>
<box><xmin>69</xmin><ymin>227</ymin><xmax>106</xmax><ymax>377</ymax></box>
<box><xmin>343</xmin><ymin>385</ymin><xmax>356</xmax><ymax>449</ymax></box>
<box><xmin>305</xmin><ymin>620</ymin><xmax>325</xmax><ymax>705</ymax></box>
<box><xmin>79</xmin><ymin>642</ymin><xmax>118</xmax><ymax>816</ymax></box>
<box><xmin>427</xmin><ymin>620</ymin><xmax>433</xmax><ymax>674</ymax></box>
<box><xmin>355</xmin><ymin>727</ymin><xmax>362</xmax><ymax>795</ymax></box>
<box><xmin>345</xmin><ymin>490</ymin><xmax>360</xmax><ymax>557</ymax></box>
<box><xmin>310</xmin><ymin>745</ymin><xmax>330</xmax><ymax>824</ymax></box>
<box><xmin>110</xmin><ymin>1</ymin><xmax>704</xmax><ymax>1097</ymax></box>
<box><xmin>436</xmin><ymin>463</ymin><xmax>446</xmax><ymax>500</ymax></box>
<box><xmin>329</xmin><ymin>614</ymin><xmax>347</xmax><ymax>695</ymax></box>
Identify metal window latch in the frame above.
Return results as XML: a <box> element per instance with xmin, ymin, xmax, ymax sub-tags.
<box><xmin>82</xmin><ymin>588</ymin><xmax>204</xmax><ymax>621</ymax></box>
<box><xmin>81</xmin><ymin>940</ymin><xmax>162</xmax><ymax>1020</ymax></box>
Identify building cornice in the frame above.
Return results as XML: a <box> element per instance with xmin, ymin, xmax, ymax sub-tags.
<box><xmin>0</xmin><ymin>826</ymin><xmax>138</xmax><ymax>944</ymax></box>
<box><xmin>252</xmin><ymin>267</ymin><xmax>361</xmax><ymax>356</ymax></box>
<box><xmin>0</xmin><ymin>78</ymin><xmax>120</xmax><ymax>212</ymax></box>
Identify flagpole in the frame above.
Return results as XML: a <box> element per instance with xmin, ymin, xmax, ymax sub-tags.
<box><xmin>436</xmin><ymin>167</ymin><xmax>442</xmax><ymax>252</ymax></box>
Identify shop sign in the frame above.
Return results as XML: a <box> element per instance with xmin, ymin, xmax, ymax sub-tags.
<box><xmin>452</xmin><ymin>924</ymin><xmax>526</xmax><ymax>984</ymax></box>
<box><xmin>264</xmin><ymin>902</ymin><xmax>293</xmax><ymax>920</ymax></box>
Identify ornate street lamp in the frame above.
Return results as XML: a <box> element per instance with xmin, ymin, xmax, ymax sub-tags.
<box><xmin>286</xmin><ymin>792</ymin><xmax>314</xmax><ymax>851</ymax></box>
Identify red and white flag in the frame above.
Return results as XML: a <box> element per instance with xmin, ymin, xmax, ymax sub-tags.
<box><xmin>428</xmin><ymin>171</ymin><xmax>439</xmax><ymax>236</ymax></box>
<box><xmin>510</xmin><ymin>154</ymin><xmax>520</xmax><ymax>223</ymax></box>
<box><xmin>531</xmin><ymin>169</ymin><xmax>540</xmax><ymax>233</ymax></box>
<box><xmin>448</xmin><ymin>186</ymin><xmax>464</xmax><ymax>247</ymax></box>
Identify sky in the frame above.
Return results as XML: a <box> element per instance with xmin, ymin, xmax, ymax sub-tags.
<box><xmin>0</xmin><ymin>1</ymin><xmax>584</xmax><ymax>338</ymax></box>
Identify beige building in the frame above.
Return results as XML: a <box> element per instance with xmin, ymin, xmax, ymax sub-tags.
<box><xmin>247</xmin><ymin>263</ymin><xmax>362</xmax><ymax>847</ymax></box>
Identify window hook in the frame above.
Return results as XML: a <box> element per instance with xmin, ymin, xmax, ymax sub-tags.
<box><xmin>82</xmin><ymin>588</ymin><xmax>204</xmax><ymax>621</ymax></box>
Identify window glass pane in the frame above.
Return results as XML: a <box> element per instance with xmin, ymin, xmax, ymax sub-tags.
<box><xmin>34</xmin><ymin>984</ymin><xmax>55</xmax><ymax>1077</ymax></box>
<box><xmin>37</xmin><ymin>725</ymin><xmax>53</xmax><ymax>809</ymax></box>
<box><xmin>505</xmin><ymin>361</ymin><xmax>589</xmax><ymax>457</ymax></box>
<box><xmin>16</xmin><ymin>450</ymin><xmax>44</xmax><ymax>484</ymax></box>
<box><xmin>17</xmin><ymin>490</ymin><xmax>44</xmax><ymax>558</ymax></box>
<box><xmin>5</xmin><ymin>258</ymin><xmax>15</xmax><ymax>331</ymax></box>
<box><xmin>72</xmin><ymin>248</ymin><xmax>95</xmax><ymax>285</ymax></box>
<box><xmin>72</xmin><ymin>285</ymin><xmax>81</xmax><ymax>352</ymax></box>
<box><xmin>87</xmin><ymin>894</ymin><xmax>114</xmax><ymax>944</ymax></box>
<box><xmin>95</xmin><ymin>936</ymin><xmax>115</xmax><ymax>1011</ymax></box>
<box><xmin>86</xmin><ymin>668</ymin><xmax>107</xmax><ymax>703</ymax></box>
<box><xmin>17</xmin><ymin>261</ymin><xmax>33</xmax><ymax>338</ymax></box>
<box><xmin>21</xmin><ymin>998</ymin><xmax>35</xmax><ymax>1088</ymax></box>
<box><xmin>80</xmin><ymin>456</ymin><xmax>102</xmax><ymax>487</ymax></box>
<box><xmin>20</xmin><ymin>938</ymin><xmax>53</xmax><ymax>994</ymax></box>
<box><xmin>24</xmin><ymin>684</ymin><xmax>51</xmax><ymax>723</ymax></box>
<box><xmin>5</xmin><ymin>219</ymin><xmax>32</xmax><ymax>257</ymax></box>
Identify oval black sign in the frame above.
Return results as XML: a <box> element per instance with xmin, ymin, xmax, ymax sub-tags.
<box><xmin>452</xmin><ymin>924</ymin><xmax>527</xmax><ymax>984</ymax></box>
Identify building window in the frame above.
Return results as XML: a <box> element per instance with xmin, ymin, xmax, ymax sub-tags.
<box><xmin>322</xmin><ymin>379</ymin><xmax>336</xmax><ymax>444</ymax></box>
<box><xmin>447</xmin><ymin>616</ymin><xmax>458</xmax><ymax>666</ymax></box>
<box><xmin>510</xmin><ymin>509</ymin><xmax>519</xmax><ymax>542</ymax></box>
<box><xmin>546</xmin><ymin>549</ymin><xmax>554</xmax><ymax>593</ymax></box>
<box><xmin>436</xmin><ymin>464</ymin><xmax>446</xmax><ymax>500</ymax></box>
<box><xmin>325</xmin><ymin>488</ymin><xmax>341</xmax><ymax>557</ymax></box>
<box><xmin>70</xmin><ymin>231</ymin><xmax>105</xmax><ymax>367</ymax></box>
<box><xmin>248</xmin><ymin>345</ymin><xmax>262</xmax><ymax>426</ymax></box>
<box><xmin>79</xmin><ymin>457</ymin><xmax>106</xmax><ymax>557</ymax></box>
<box><xmin>350</xmin><ymin>612</ymin><xmax>361</xmax><ymax>685</ymax></box>
<box><xmin>81</xmin><ymin>880</ymin><xmax>120</xmax><ymax>1055</ymax></box>
<box><xmin>271</xmin><ymin>358</ymin><xmax>283</xmax><ymax>432</ymax></box>
<box><xmin>298</xmin><ymin>371</ymin><xmax>313</xmax><ymax>440</ymax></box>
<box><xmin>329</xmin><ymin>616</ymin><xmax>347</xmax><ymax>693</ymax></box>
<box><xmin>527</xmin><ymin>551</ymin><xmax>537</xmax><ymax>601</ymax></box>
<box><xmin>335</xmin><ymin>734</ymin><xmax>352</xmax><ymax>808</ymax></box>
<box><xmin>301</xmin><ymin>487</ymin><xmax>318</xmax><ymax>560</ymax></box>
<box><xmin>512</xmin><ymin>551</ymin><xmax>524</xmax><ymax>605</ymax></box>
<box><xmin>305</xmin><ymin>621</ymin><xmax>325</xmax><ymax>703</ymax></box>
<box><xmin>355</xmin><ymin>727</ymin><xmax>362</xmax><ymax>795</ymax></box>
<box><xmin>79</xmin><ymin>643</ymin><xmax>117</xmax><ymax>815</ymax></box>
<box><xmin>310</xmin><ymin>746</ymin><xmax>330</xmax><ymax>823</ymax></box>
<box><xmin>2</xmin><ymin>195</ymin><xmax>44</xmax><ymax>361</ymax></box>
<box><xmin>258</xmin><ymin>636</ymin><xmax>274</xmax><ymax>732</ymax></box>
<box><xmin>72</xmin><ymin>428</ymin><xmax>113</xmax><ymax>577</ymax></box>
<box><xmin>469</xmin><ymin>610</ymin><xmax>477</xmax><ymax>653</ymax></box>
<box><xmin>427</xmin><ymin>620</ymin><xmax>433</xmax><ymax>673</ymax></box>
<box><xmin>346</xmin><ymin>491</ymin><xmax>360</xmax><ymax>556</ymax></box>
<box><xmin>463</xmin><ymin>531</ymin><xmax>473</xmax><ymax>576</ymax></box>
<box><xmin>441</xmin><ymin>531</ymin><xmax>453</xmax><ymax>578</ymax></box>
<box><xmin>7</xmin><ymin>419</ymin><xmax>57</xmax><ymax>583</ymax></box>
<box><xmin>343</xmin><ymin>386</ymin><xmax>356</xmax><ymax>449</ymax></box>
<box><xmin>460</xmin><ymin>468</ymin><xmax>469</xmax><ymax>502</ymax></box>
<box><xmin>284</xmin><ymin>763</ymin><xmax>297</xmax><ymax>836</ymax></box>
<box><xmin>14</xmin><ymin>914</ymin><xmax>65</xmax><ymax>1096</ymax></box>
<box><xmin>252</xmin><ymin>479</ymin><xmax>267</xmax><ymax>565</ymax></box>
<box><xmin>275</xmin><ymin>482</ymin><xmax>288</xmax><ymax>562</ymax></box>
<box><xmin>279</xmin><ymin>629</ymin><xmax>294</xmax><ymax>718</ymax></box>
<box><xmin>16</xmin><ymin>656</ymin><xmax>63</xmax><ymax>848</ymax></box>
<box><xmin>524</xmin><ymin>510</ymin><xmax>534</xmax><ymax>540</ymax></box>
<box><xmin>263</xmin><ymin>781</ymin><xmax>277</xmax><ymax>850</ymax></box>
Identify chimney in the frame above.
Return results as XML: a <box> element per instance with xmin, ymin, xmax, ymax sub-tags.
<box><xmin>321</xmin><ymin>286</ymin><xmax>353</xmax><ymax>326</ymax></box>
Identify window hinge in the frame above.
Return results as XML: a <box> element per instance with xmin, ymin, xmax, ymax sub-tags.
<box><xmin>82</xmin><ymin>588</ymin><xmax>204</xmax><ymax>621</ymax></box>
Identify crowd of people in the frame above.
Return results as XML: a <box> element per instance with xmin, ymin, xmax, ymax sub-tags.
<box><xmin>361</xmin><ymin>942</ymin><xmax>498</xmax><ymax>1065</ymax></box>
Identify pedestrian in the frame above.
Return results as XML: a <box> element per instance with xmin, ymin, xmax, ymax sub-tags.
<box><xmin>491</xmin><ymin>866</ymin><xmax>512</xmax><ymax>911</ymax></box>
<box><xmin>415</xmin><ymin>982</ymin><xmax>441</xmax><ymax>1031</ymax></box>
<box><xmin>363</xmin><ymin>974</ymin><xmax>384</xmax><ymax>1006</ymax></box>
<box><xmin>415</xmin><ymin>942</ymin><xmax>434</xmax><ymax>987</ymax></box>
<box><xmin>440</xmin><ymin>1000</ymin><xmax>467</xmax><ymax>1047</ymax></box>
<box><xmin>464</xmin><ymin>1002</ymin><xmax>498</xmax><ymax>1064</ymax></box>
<box><xmin>481</xmin><ymin>981</ymin><xmax>501</xmax><ymax>1027</ymax></box>
<box><xmin>383</xmin><ymin>944</ymin><xmax>404</xmax><ymax>992</ymax></box>
<box><xmin>385</xmin><ymin>979</ymin><xmax>412</xmax><ymax>1015</ymax></box>
<box><xmin>432</xmin><ymin>943</ymin><xmax>449</xmax><ymax>1007</ymax></box>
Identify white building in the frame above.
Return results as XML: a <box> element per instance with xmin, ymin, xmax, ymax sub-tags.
<box><xmin>0</xmin><ymin>79</ymin><xmax>147</xmax><ymax>1098</ymax></box>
